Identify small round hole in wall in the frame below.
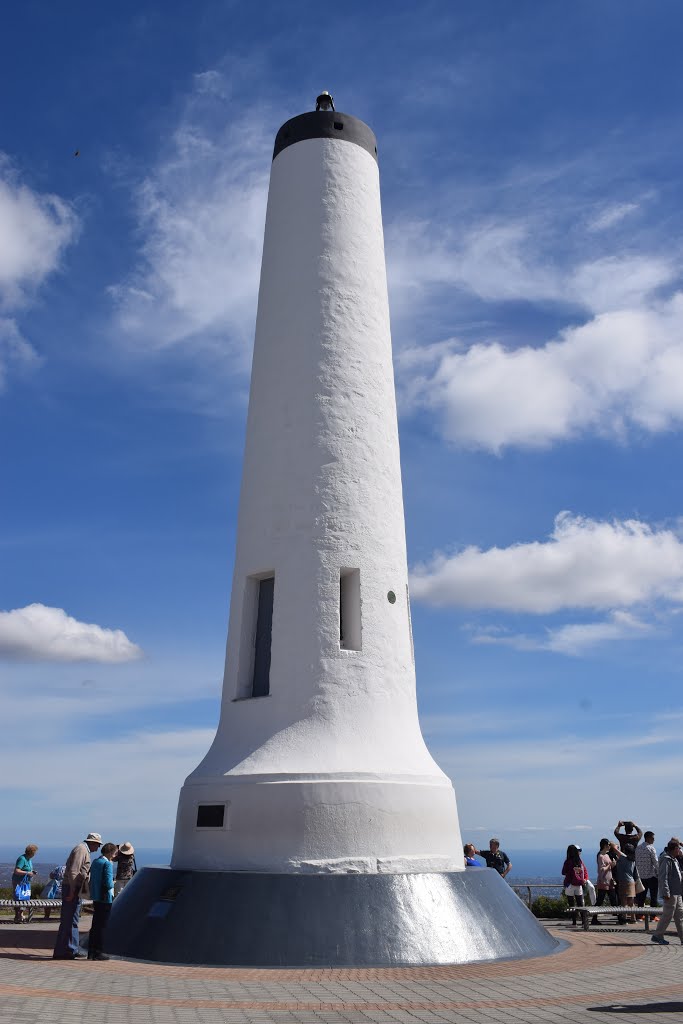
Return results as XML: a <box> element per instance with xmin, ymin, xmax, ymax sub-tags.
<box><xmin>387</xmin><ymin>590</ymin><xmax>396</xmax><ymax>604</ymax></box>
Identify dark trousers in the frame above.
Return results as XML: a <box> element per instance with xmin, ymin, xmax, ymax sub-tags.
<box><xmin>88</xmin><ymin>902</ymin><xmax>112</xmax><ymax>958</ymax></box>
<box><xmin>54</xmin><ymin>898</ymin><xmax>81</xmax><ymax>957</ymax></box>
<box><xmin>595</xmin><ymin>887</ymin><xmax>625</xmax><ymax>922</ymax></box>
<box><xmin>595</xmin><ymin>887</ymin><xmax>618</xmax><ymax>907</ymax></box>
<box><xmin>636</xmin><ymin>876</ymin><xmax>659</xmax><ymax>908</ymax></box>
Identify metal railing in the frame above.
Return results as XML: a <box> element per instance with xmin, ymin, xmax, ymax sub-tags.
<box><xmin>512</xmin><ymin>883</ymin><xmax>565</xmax><ymax>909</ymax></box>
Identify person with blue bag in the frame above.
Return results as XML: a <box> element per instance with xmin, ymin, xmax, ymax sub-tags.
<box><xmin>43</xmin><ymin>864</ymin><xmax>66</xmax><ymax>920</ymax></box>
<box><xmin>12</xmin><ymin>844</ymin><xmax>38</xmax><ymax>923</ymax></box>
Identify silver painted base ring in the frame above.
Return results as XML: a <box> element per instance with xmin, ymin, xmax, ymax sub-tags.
<box><xmin>105</xmin><ymin>867</ymin><xmax>559</xmax><ymax>967</ymax></box>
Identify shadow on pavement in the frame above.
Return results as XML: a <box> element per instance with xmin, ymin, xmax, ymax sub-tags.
<box><xmin>0</xmin><ymin>927</ymin><xmax>55</xmax><ymax>949</ymax></box>
<box><xmin>587</xmin><ymin>1003</ymin><xmax>683</xmax><ymax>1014</ymax></box>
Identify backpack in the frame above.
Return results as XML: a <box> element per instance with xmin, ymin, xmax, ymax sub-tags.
<box><xmin>571</xmin><ymin>862</ymin><xmax>586</xmax><ymax>886</ymax></box>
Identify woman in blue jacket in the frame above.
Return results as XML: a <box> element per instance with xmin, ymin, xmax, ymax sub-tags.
<box><xmin>88</xmin><ymin>843</ymin><xmax>117</xmax><ymax>961</ymax></box>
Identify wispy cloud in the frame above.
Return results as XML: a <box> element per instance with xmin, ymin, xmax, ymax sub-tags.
<box><xmin>0</xmin><ymin>156</ymin><xmax>78</xmax><ymax>389</ymax></box>
<box><xmin>411</xmin><ymin>512</ymin><xmax>683</xmax><ymax>614</ymax></box>
<box><xmin>0</xmin><ymin>157</ymin><xmax>78</xmax><ymax>309</ymax></box>
<box><xmin>0</xmin><ymin>317</ymin><xmax>41</xmax><ymax>390</ymax></box>
<box><xmin>587</xmin><ymin>201</ymin><xmax>640</xmax><ymax>232</ymax></box>
<box><xmin>471</xmin><ymin>611</ymin><xmax>654</xmax><ymax>657</ymax></box>
<box><xmin>108</xmin><ymin>70</ymin><xmax>271</xmax><ymax>378</ymax></box>
<box><xmin>0</xmin><ymin>604</ymin><xmax>143</xmax><ymax>663</ymax></box>
<box><xmin>0</xmin><ymin>726</ymin><xmax>215</xmax><ymax>844</ymax></box>
<box><xmin>385</xmin><ymin>143</ymin><xmax>681</xmax><ymax>453</ymax></box>
<box><xmin>433</xmin><ymin>714</ymin><xmax>683</xmax><ymax>841</ymax></box>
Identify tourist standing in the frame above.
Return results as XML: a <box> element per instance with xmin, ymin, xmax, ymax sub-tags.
<box><xmin>594</xmin><ymin>839</ymin><xmax>619</xmax><ymax>920</ymax></box>
<box><xmin>562</xmin><ymin>845</ymin><xmax>588</xmax><ymax>925</ymax></box>
<box><xmin>463</xmin><ymin>844</ymin><xmax>480</xmax><ymax>867</ymax></box>
<box><xmin>635</xmin><ymin>831</ymin><xmax>659</xmax><ymax>914</ymax></box>
<box><xmin>476</xmin><ymin>839</ymin><xmax>512</xmax><ymax>878</ymax></box>
<box><xmin>88</xmin><ymin>843</ymin><xmax>117</xmax><ymax>961</ymax></box>
<box><xmin>651</xmin><ymin>838</ymin><xmax>683</xmax><ymax>945</ymax></box>
<box><xmin>613</xmin><ymin>843</ymin><xmax>641</xmax><ymax>923</ymax></box>
<box><xmin>113</xmin><ymin>841</ymin><xmax>136</xmax><ymax>895</ymax></box>
<box><xmin>614</xmin><ymin>819</ymin><xmax>643</xmax><ymax>849</ymax></box>
<box><xmin>53</xmin><ymin>833</ymin><xmax>102</xmax><ymax>960</ymax></box>
<box><xmin>11</xmin><ymin>844</ymin><xmax>38</xmax><ymax>924</ymax></box>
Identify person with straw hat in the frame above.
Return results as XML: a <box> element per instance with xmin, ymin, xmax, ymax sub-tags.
<box><xmin>113</xmin><ymin>841</ymin><xmax>136</xmax><ymax>896</ymax></box>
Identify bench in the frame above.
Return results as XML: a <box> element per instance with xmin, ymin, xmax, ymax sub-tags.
<box><xmin>565</xmin><ymin>906</ymin><xmax>660</xmax><ymax>931</ymax></box>
<box><xmin>0</xmin><ymin>899</ymin><xmax>93</xmax><ymax>923</ymax></box>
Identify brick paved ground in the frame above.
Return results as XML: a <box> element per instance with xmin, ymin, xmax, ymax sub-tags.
<box><xmin>1</xmin><ymin>919</ymin><xmax>682</xmax><ymax>1024</ymax></box>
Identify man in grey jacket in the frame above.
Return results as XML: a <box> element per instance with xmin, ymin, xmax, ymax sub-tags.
<box><xmin>651</xmin><ymin>838</ymin><xmax>683</xmax><ymax>945</ymax></box>
<box><xmin>53</xmin><ymin>832</ymin><xmax>102</xmax><ymax>960</ymax></box>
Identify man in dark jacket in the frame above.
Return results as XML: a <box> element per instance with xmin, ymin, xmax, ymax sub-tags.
<box><xmin>651</xmin><ymin>838</ymin><xmax>683</xmax><ymax>945</ymax></box>
<box><xmin>475</xmin><ymin>838</ymin><xmax>512</xmax><ymax>878</ymax></box>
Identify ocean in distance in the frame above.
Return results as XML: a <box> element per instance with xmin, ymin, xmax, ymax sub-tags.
<box><xmin>0</xmin><ymin>847</ymin><xmax>571</xmax><ymax>890</ymax></box>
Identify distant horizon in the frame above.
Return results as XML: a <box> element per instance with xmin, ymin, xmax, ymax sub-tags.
<box><xmin>3</xmin><ymin>2</ymin><xmax>683</xmax><ymax>841</ymax></box>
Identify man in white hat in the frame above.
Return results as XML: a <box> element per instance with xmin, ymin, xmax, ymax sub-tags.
<box><xmin>113</xmin><ymin>841</ymin><xmax>136</xmax><ymax>896</ymax></box>
<box><xmin>53</xmin><ymin>832</ymin><xmax>102</xmax><ymax>960</ymax></box>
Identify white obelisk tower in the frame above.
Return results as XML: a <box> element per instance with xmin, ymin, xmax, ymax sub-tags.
<box><xmin>107</xmin><ymin>95</ymin><xmax>558</xmax><ymax>967</ymax></box>
<box><xmin>172</xmin><ymin>92</ymin><xmax>463</xmax><ymax>874</ymax></box>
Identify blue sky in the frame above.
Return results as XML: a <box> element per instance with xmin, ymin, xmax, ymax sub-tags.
<box><xmin>2</xmin><ymin>1</ymin><xmax>683</xmax><ymax>856</ymax></box>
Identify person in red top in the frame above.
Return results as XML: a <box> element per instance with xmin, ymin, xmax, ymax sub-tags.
<box><xmin>562</xmin><ymin>844</ymin><xmax>589</xmax><ymax>925</ymax></box>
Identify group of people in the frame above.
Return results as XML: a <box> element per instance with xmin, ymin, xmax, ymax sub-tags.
<box><xmin>561</xmin><ymin>820</ymin><xmax>683</xmax><ymax>944</ymax></box>
<box><xmin>12</xmin><ymin>834</ymin><xmax>136</xmax><ymax>961</ymax></box>
<box><xmin>463</xmin><ymin>838</ymin><xmax>512</xmax><ymax>877</ymax></box>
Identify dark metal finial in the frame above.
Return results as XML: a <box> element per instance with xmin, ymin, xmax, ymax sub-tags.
<box><xmin>316</xmin><ymin>91</ymin><xmax>335</xmax><ymax>112</ymax></box>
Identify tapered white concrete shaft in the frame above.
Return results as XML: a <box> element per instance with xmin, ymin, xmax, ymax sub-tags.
<box><xmin>172</xmin><ymin>112</ymin><xmax>463</xmax><ymax>873</ymax></box>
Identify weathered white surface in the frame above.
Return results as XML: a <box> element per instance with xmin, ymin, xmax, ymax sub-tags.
<box><xmin>173</xmin><ymin>134</ymin><xmax>464</xmax><ymax>872</ymax></box>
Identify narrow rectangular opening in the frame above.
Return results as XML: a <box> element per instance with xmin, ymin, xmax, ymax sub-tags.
<box><xmin>196</xmin><ymin>804</ymin><xmax>225</xmax><ymax>828</ymax></box>
<box><xmin>251</xmin><ymin>575</ymin><xmax>274</xmax><ymax>697</ymax></box>
<box><xmin>340</xmin><ymin>568</ymin><xmax>361</xmax><ymax>651</ymax></box>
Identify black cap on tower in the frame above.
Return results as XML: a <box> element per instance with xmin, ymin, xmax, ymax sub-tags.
<box><xmin>273</xmin><ymin>94</ymin><xmax>377</xmax><ymax>163</ymax></box>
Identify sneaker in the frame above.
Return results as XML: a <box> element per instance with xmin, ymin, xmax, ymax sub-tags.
<box><xmin>651</xmin><ymin>935</ymin><xmax>669</xmax><ymax>945</ymax></box>
<box><xmin>90</xmin><ymin>953</ymin><xmax>110</xmax><ymax>961</ymax></box>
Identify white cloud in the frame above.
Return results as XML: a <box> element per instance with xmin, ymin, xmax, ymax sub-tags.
<box><xmin>0</xmin><ymin>157</ymin><xmax>78</xmax><ymax>309</ymax></box>
<box><xmin>0</xmin><ymin>317</ymin><xmax>41</xmax><ymax>390</ymax></box>
<box><xmin>473</xmin><ymin>610</ymin><xmax>654</xmax><ymax>657</ymax></box>
<box><xmin>411</xmin><ymin>511</ymin><xmax>683</xmax><ymax>613</ymax></box>
<box><xmin>587</xmin><ymin>202</ymin><xmax>639</xmax><ymax>232</ymax></box>
<box><xmin>387</xmin><ymin>214</ymin><xmax>673</xmax><ymax>319</ymax></box>
<box><xmin>0</xmin><ymin>726</ymin><xmax>215</xmax><ymax>844</ymax></box>
<box><xmin>434</xmin><ymin>713</ymin><xmax>683</xmax><ymax>844</ymax></box>
<box><xmin>108</xmin><ymin>71</ymin><xmax>271</xmax><ymax>369</ymax></box>
<box><xmin>0</xmin><ymin>158</ymin><xmax>78</xmax><ymax>392</ymax></box>
<box><xmin>0</xmin><ymin>604</ymin><xmax>143</xmax><ymax>663</ymax></box>
<box><xmin>402</xmin><ymin>289</ymin><xmax>683</xmax><ymax>451</ymax></box>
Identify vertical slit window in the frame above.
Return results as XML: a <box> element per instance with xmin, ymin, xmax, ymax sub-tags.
<box><xmin>339</xmin><ymin>569</ymin><xmax>361</xmax><ymax>651</ymax></box>
<box><xmin>251</xmin><ymin>575</ymin><xmax>274</xmax><ymax>697</ymax></box>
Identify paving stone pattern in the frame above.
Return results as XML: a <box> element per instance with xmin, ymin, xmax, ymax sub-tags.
<box><xmin>1</xmin><ymin>919</ymin><xmax>682</xmax><ymax>1023</ymax></box>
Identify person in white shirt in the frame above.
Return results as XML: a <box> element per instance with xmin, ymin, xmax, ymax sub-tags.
<box><xmin>635</xmin><ymin>831</ymin><xmax>659</xmax><ymax>913</ymax></box>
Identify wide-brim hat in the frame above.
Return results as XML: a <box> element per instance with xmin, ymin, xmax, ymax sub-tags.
<box><xmin>85</xmin><ymin>832</ymin><xmax>102</xmax><ymax>845</ymax></box>
<box><xmin>118</xmin><ymin>842</ymin><xmax>135</xmax><ymax>855</ymax></box>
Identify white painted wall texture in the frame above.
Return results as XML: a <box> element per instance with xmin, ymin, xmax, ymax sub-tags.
<box><xmin>172</xmin><ymin>131</ymin><xmax>464</xmax><ymax>873</ymax></box>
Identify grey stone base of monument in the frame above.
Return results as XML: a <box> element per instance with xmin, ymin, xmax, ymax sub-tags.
<box><xmin>105</xmin><ymin>867</ymin><xmax>559</xmax><ymax>967</ymax></box>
